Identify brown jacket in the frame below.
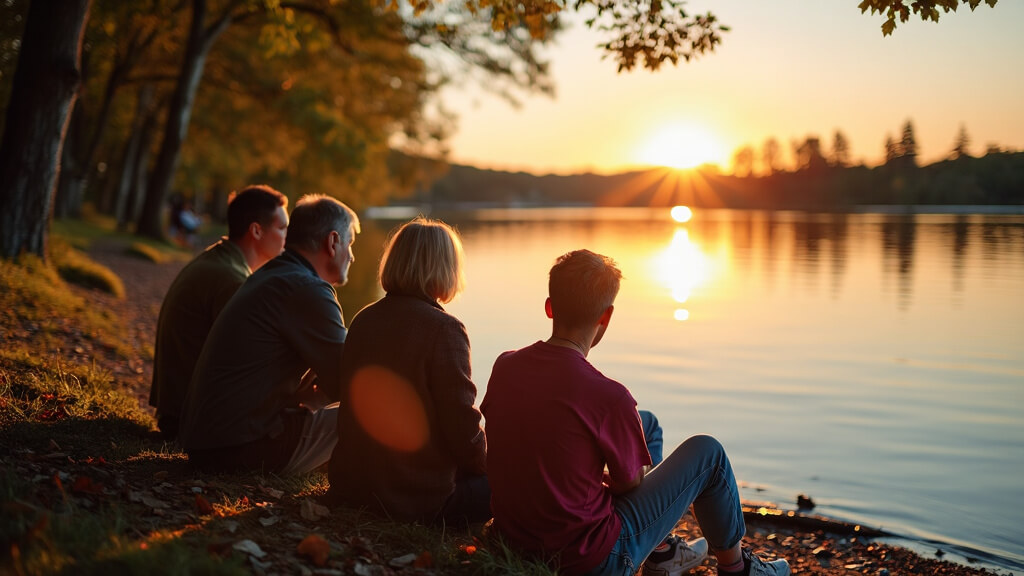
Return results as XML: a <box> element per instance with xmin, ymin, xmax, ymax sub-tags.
<box><xmin>327</xmin><ymin>292</ymin><xmax>486</xmax><ymax>522</ymax></box>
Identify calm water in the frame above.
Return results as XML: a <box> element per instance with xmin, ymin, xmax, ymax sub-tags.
<box><xmin>339</xmin><ymin>208</ymin><xmax>1024</xmax><ymax>571</ymax></box>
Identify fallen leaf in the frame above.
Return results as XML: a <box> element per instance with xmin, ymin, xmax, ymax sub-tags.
<box><xmin>414</xmin><ymin>550</ymin><xmax>433</xmax><ymax>568</ymax></box>
<box><xmin>299</xmin><ymin>499</ymin><xmax>329</xmax><ymax>521</ymax></box>
<box><xmin>232</xmin><ymin>539</ymin><xmax>266</xmax><ymax>558</ymax></box>
<box><xmin>195</xmin><ymin>494</ymin><xmax>215</xmax><ymax>515</ymax></box>
<box><xmin>462</xmin><ymin>544</ymin><xmax>477</xmax><ymax>555</ymax></box>
<box><xmin>297</xmin><ymin>534</ymin><xmax>330</xmax><ymax>566</ymax></box>
<box><xmin>71</xmin><ymin>476</ymin><xmax>104</xmax><ymax>495</ymax></box>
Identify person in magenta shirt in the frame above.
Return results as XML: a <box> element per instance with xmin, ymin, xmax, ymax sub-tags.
<box><xmin>482</xmin><ymin>249</ymin><xmax>790</xmax><ymax>576</ymax></box>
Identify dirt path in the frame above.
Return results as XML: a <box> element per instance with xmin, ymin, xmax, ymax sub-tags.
<box><xmin>83</xmin><ymin>238</ymin><xmax>189</xmax><ymax>410</ymax></box>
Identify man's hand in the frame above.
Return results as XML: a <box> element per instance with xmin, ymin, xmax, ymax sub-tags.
<box><xmin>292</xmin><ymin>370</ymin><xmax>331</xmax><ymax>410</ymax></box>
<box><xmin>604</xmin><ymin>465</ymin><xmax>650</xmax><ymax>495</ymax></box>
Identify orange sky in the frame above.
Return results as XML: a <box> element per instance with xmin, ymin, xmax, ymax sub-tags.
<box><xmin>439</xmin><ymin>1</ymin><xmax>1024</xmax><ymax>175</ymax></box>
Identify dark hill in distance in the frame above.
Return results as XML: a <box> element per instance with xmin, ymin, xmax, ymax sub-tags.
<box><xmin>399</xmin><ymin>151</ymin><xmax>1024</xmax><ymax>210</ymax></box>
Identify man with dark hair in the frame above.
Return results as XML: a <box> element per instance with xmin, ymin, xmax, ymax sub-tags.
<box><xmin>150</xmin><ymin>184</ymin><xmax>288</xmax><ymax>439</ymax></box>
<box><xmin>180</xmin><ymin>194</ymin><xmax>360</xmax><ymax>474</ymax></box>
<box><xmin>482</xmin><ymin>250</ymin><xmax>791</xmax><ymax>576</ymax></box>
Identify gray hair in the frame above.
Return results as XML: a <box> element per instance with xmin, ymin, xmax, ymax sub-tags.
<box><xmin>285</xmin><ymin>194</ymin><xmax>360</xmax><ymax>252</ymax></box>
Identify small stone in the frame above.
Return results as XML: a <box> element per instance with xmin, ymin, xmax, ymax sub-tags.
<box><xmin>233</xmin><ymin>539</ymin><xmax>267</xmax><ymax>558</ymax></box>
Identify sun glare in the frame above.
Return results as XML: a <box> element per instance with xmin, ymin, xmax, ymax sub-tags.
<box><xmin>670</xmin><ymin>205</ymin><xmax>693</xmax><ymax>223</ymax></box>
<box><xmin>638</xmin><ymin>124</ymin><xmax>725</xmax><ymax>170</ymax></box>
<box><xmin>654</xmin><ymin>229</ymin><xmax>710</xmax><ymax>321</ymax></box>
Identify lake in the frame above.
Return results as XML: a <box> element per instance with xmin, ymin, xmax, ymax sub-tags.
<box><xmin>338</xmin><ymin>207</ymin><xmax>1024</xmax><ymax>572</ymax></box>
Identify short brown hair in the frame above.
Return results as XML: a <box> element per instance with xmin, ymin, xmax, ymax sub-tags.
<box><xmin>548</xmin><ymin>249</ymin><xmax>622</xmax><ymax>328</ymax></box>
<box><xmin>226</xmin><ymin>184</ymin><xmax>287</xmax><ymax>241</ymax></box>
<box><xmin>379</xmin><ymin>217</ymin><xmax>465</xmax><ymax>303</ymax></box>
<box><xmin>285</xmin><ymin>194</ymin><xmax>359</xmax><ymax>252</ymax></box>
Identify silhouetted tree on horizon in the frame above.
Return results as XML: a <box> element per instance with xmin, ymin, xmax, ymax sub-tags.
<box><xmin>762</xmin><ymin>138</ymin><xmax>782</xmax><ymax>175</ymax></box>
<box><xmin>952</xmin><ymin>124</ymin><xmax>971</xmax><ymax>159</ymax></box>
<box><xmin>832</xmin><ymin>130</ymin><xmax>851</xmax><ymax>168</ymax></box>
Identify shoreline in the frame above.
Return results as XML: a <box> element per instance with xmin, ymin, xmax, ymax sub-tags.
<box><xmin>737</xmin><ymin>502</ymin><xmax>1019</xmax><ymax>575</ymax></box>
<box><xmin>1</xmin><ymin>226</ymin><xmax>1011</xmax><ymax>575</ymax></box>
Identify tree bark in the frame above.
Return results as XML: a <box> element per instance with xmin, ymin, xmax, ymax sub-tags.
<box><xmin>136</xmin><ymin>0</ymin><xmax>232</xmax><ymax>239</ymax></box>
<box><xmin>0</xmin><ymin>0</ymin><xmax>92</xmax><ymax>260</ymax></box>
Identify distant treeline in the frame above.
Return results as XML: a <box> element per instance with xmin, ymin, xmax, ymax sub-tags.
<box><xmin>412</xmin><ymin>151</ymin><xmax>1024</xmax><ymax>210</ymax></box>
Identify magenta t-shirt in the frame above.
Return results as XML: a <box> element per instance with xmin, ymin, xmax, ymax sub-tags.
<box><xmin>481</xmin><ymin>341</ymin><xmax>652</xmax><ymax>575</ymax></box>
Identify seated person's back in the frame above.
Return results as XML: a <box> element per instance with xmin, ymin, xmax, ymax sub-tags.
<box><xmin>327</xmin><ymin>218</ymin><xmax>489</xmax><ymax>526</ymax></box>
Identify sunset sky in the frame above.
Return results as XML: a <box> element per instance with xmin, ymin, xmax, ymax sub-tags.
<box><xmin>439</xmin><ymin>0</ymin><xmax>1024</xmax><ymax>175</ymax></box>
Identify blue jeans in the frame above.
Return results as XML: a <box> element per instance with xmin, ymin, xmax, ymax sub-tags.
<box><xmin>585</xmin><ymin>411</ymin><xmax>746</xmax><ymax>576</ymax></box>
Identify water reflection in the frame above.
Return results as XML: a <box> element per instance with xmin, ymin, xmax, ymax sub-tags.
<box><xmin>654</xmin><ymin>227</ymin><xmax>710</xmax><ymax>321</ymax></box>
<box><xmin>395</xmin><ymin>207</ymin><xmax>1024</xmax><ymax>571</ymax></box>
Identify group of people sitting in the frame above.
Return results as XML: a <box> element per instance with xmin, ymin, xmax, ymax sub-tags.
<box><xmin>149</xmin><ymin>184</ymin><xmax>790</xmax><ymax>576</ymax></box>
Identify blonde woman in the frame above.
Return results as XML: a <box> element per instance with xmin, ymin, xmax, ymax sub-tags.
<box><xmin>327</xmin><ymin>217</ymin><xmax>488</xmax><ymax>525</ymax></box>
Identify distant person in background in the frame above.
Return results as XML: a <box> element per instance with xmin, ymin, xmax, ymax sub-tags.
<box><xmin>149</xmin><ymin>184</ymin><xmax>288</xmax><ymax>440</ymax></box>
<box><xmin>180</xmin><ymin>195</ymin><xmax>359</xmax><ymax>474</ymax></box>
<box><xmin>169</xmin><ymin>196</ymin><xmax>202</xmax><ymax>249</ymax></box>
<box><xmin>482</xmin><ymin>250</ymin><xmax>791</xmax><ymax>576</ymax></box>
<box><xmin>327</xmin><ymin>218</ymin><xmax>489</xmax><ymax>526</ymax></box>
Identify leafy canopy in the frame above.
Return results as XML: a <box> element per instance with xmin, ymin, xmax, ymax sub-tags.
<box><xmin>857</xmin><ymin>0</ymin><xmax>999</xmax><ymax>35</ymax></box>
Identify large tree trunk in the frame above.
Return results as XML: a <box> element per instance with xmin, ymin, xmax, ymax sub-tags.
<box><xmin>0</xmin><ymin>0</ymin><xmax>92</xmax><ymax>260</ymax></box>
<box><xmin>136</xmin><ymin>0</ymin><xmax>231</xmax><ymax>240</ymax></box>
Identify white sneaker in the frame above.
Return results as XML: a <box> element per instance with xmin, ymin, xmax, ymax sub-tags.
<box><xmin>744</xmin><ymin>548</ymin><xmax>791</xmax><ymax>576</ymax></box>
<box><xmin>643</xmin><ymin>535</ymin><xmax>709</xmax><ymax>576</ymax></box>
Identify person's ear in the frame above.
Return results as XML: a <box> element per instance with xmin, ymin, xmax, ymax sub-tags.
<box><xmin>544</xmin><ymin>297</ymin><xmax>554</xmax><ymax>319</ymax></box>
<box><xmin>598</xmin><ymin>305</ymin><xmax>614</xmax><ymax>327</ymax></box>
<box><xmin>325</xmin><ymin>230</ymin><xmax>339</xmax><ymax>256</ymax></box>
<box><xmin>250</xmin><ymin>221</ymin><xmax>263</xmax><ymax>240</ymax></box>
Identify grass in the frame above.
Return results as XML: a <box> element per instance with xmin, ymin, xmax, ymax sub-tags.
<box><xmin>0</xmin><ymin>224</ymin><xmax>555</xmax><ymax>576</ymax></box>
<box><xmin>49</xmin><ymin>237</ymin><xmax>125</xmax><ymax>298</ymax></box>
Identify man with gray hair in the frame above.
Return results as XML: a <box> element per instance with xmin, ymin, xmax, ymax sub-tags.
<box><xmin>180</xmin><ymin>194</ymin><xmax>360</xmax><ymax>474</ymax></box>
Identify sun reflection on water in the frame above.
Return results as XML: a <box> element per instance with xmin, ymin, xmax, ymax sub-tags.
<box><xmin>654</xmin><ymin>227</ymin><xmax>710</xmax><ymax>321</ymax></box>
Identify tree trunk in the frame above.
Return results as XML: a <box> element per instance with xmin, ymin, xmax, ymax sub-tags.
<box><xmin>0</xmin><ymin>0</ymin><xmax>92</xmax><ymax>260</ymax></box>
<box><xmin>58</xmin><ymin>38</ymin><xmax>133</xmax><ymax>218</ymax></box>
<box><xmin>136</xmin><ymin>0</ymin><xmax>231</xmax><ymax>240</ymax></box>
<box><xmin>127</xmin><ymin>104</ymin><xmax>159</xmax><ymax>230</ymax></box>
<box><xmin>114</xmin><ymin>84</ymin><xmax>155</xmax><ymax>230</ymax></box>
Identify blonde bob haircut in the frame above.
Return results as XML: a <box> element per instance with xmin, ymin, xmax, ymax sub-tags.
<box><xmin>379</xmin><ymin>217</ymin><xmax>465</xmax><ymax>303</ymax></box>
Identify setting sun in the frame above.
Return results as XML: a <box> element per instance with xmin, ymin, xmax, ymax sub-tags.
<box><xmin>637</xmin><ymin>123</ymin><xmax>726</xmax><ymax>170</ymax></box>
